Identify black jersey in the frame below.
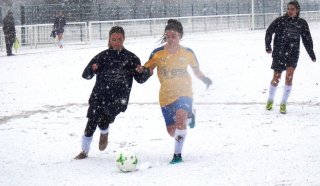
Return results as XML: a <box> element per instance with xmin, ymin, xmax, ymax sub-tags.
<box><xmin>265</xmin><ymin>15</ymin><xmax>316</xmax><ymax>63</ymax></box>
<box><xmin>82</xmin><ymin>48</ymin><xmax>150</xmax><ymax>119</ymax></box>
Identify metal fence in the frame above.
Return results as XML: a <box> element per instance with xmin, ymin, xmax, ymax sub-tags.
<box><xmin>19</xmin><ymin>1</ymin><xmax>320</xmax><ymax>25</ymax></box>
<box><xmin>88</xmin><ymin>14</ymin><xmax>255</xmax><ymax>41</ymax></box>
<box><xmin>1</xmin><ymin>11</ymin><xmax>320</xmax><ymax>51</ymax></box>
<box><xmin>88</xmin><ymin>11</ymin><xmax>320</xmax><ymax>40</ymax></box>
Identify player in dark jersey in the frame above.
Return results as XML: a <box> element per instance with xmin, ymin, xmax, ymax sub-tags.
<box><xmin>265</xmin><ymin>0</ymin><xmax>316</xmax><ymax>114</ymax></box>
<box><xmin>74</xmin><ymin>26</ymin><xmax>150</xmax><ymax>159</ymax></box>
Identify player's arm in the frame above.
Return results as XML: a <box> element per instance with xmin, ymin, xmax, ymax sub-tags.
<box><xmin>82</xmin><ymin>54</ymin><xmax>102</xmax><ymax>80</ymax></box>
<box><xmin>191</xmin><ymin>66</ymin><xmax>212</xmax><ymax>89</ymax></box>
<box><xmin>135</xmin><ymin>52</ymin><xmax>157</xmax><ymax>79</ymax></box>
<box><xmin>265</xmin><ymin>17</ymin><xmax>281</xmax><ymax>53</ymax></box>
<box><xmin>301</xmin><ymin>20</ymin><xmax>316</xmax><ymax>62</ymax></box>
<box><xmin>188</xmin><ymin>49</ymin><xmax>212</xmax><ymax>89</ymax></box>
<box><xmin>131</xmin><ymin>55</ymin><xmax>152</xmax><ymax>84</ymax></box>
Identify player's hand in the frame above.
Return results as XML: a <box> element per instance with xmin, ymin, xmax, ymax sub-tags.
<box><xmin>266</xmin><ymin>49</ymin><xmax>272</xmax><ymax>54</ymax></box>
<box><xmin>135</xmin><ymin>65</ymin><xmax>144</xmax><ymax>73</ymax></box>
<box><xmin>312</xmin><ymin>59</ymin><xmax>316</xmax><ymax>62</ymax></box>
<box><xmin>136</xmin><ymin>65</ymin><xmax>153</xmax><ymax>75</ymax></box>
<box><xmin>92</xmin><ymin>64</ymin><xmax>98</xmax><ymax>71</ymax></box>
<box><xmin>201</xmin><ymin>76</ymin><xmax>212</xmax><ymax>89</ymax></box>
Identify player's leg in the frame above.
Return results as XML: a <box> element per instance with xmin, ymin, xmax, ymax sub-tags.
<box><xmin>266</xmin><ymin>71</ymin><xmax>281</xmax><ymax>110</ymax></box>
<box><xmin>5</xmin><ymin>35</ymin><xmax>14</xmax><ymax>56</ymax></box>
<box><xmin>266</xmin><ymin>59</ymin><xmax>284</xmax><ymax>110</ymax></box>
<box><xmin>162</xmin><ymin>98</ymin><xmax>191</xmax><ymax>164</ymax></box>
<box><xmin>74</xmin><ymin>118</ymin><xmax>98</xmax><ymax>159</ymax></box>
<box><xmin>166</xmin><ymin>125</ymin><xmax>176</xmax><ymax>137</ymax></box>
<box><xmin>97</xmin><ymin>115</ymin><xmax>115</xmax><ymax>151</ymax></box>
<box><xmin>170</xmin><ymin>108</ymin><xmax>188</xmax><ymax>164</ymax></box>
<box><xmin>172</xmin><ymin>97</ymin><xmax>192</xmax><ymax>164</ymax></box>
<box><xmin>162</xmin><ymin>104</ymin><xmax>176</xmax><ymax>137</ymax></box>
<box><xmin>280</xmin><ymin>67</ymin><xmax>295</xmax><ymax>114</ymax></box>
<box><xmin>57</xmin><ymin>30</ymin><xmax>64</xmax><ymax>48</ymax></box>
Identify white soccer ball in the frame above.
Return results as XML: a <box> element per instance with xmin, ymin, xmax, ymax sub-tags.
<box><xmin>115</xmin><ymin>149</ymin><xmax>138</xmax><ymax>172</ymax></box>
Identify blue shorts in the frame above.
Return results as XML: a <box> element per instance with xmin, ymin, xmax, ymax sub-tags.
<box><xmin>161</xmin><ymin>97</ymin><xmax>193</xmax><ymax>126</ymax></box>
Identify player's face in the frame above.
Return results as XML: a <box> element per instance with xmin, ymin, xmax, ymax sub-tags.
<box><xmin>287</xmin><ymin>4</ymin><xmax>298</xmax><ymax>17</ymax></box>
<box><xmin>109</xmin><ymin>33</ymin><xmax>124</xmax><ymax>51</ymax></box>
<box><xmin>165</xmin><ymin>30</ymin><xmax>180</xmax><ymax>47</ymax></box>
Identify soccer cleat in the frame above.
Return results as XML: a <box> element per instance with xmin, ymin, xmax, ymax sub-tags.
<box><xmin>99</xmin><ymin>133</ymin><xmax>108</xmax><ymax>151</ymax></box>
<box><xmin>266</xmin><ymin>101</ymin><xmax>273</xmax><ymax>110</ymax></box>
<box><xmin>74</xmin><ymin>151</ymin><xmax>88</xmax><ymax>160</ymax></box>
<box><xmin>170</xmin><ymin>153</ymin><xmax>183</xmax><ymax>164</ymax></box>
<box><xmin>280</xmin><ymin>104</ymin><xmax>287</xmax><ymax>114</ymax></box>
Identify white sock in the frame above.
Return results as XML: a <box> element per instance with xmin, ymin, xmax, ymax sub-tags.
<box><xmin>268</xmin><ymin>84</ymin><xmax>277</xmax><ymax>102</ymax></box>
<box><xmin>59</xmin><ymin>39</ymin><xmax>63</xmax><ymax>46</ymax></box>
<box><xmin>100</xmin><ymin>127</ymin><xmax>109</xmax><ymax>134</ymax></box>
<box><xmin>81</xmin><ymin>135</ymin><xmax>93</xmax><ymax>153</ymax></box>
<box><xmin>174</xmin><ymin>129</ymin><xmax>187</xmax><ymax>155</ymax></box>
<box><xmin>281</xmin><ymin>85</ymin><xmax>292</xmax><ymax>104</ymax></box>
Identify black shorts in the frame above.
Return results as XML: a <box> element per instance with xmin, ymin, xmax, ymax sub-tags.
<box><xmin>271</xmin><ymin>58</ymin><xmax>297</xmax><ymax>72</ymax></box>
<box><xmin>56</xmin><ymin>28</ymin><xmax>64</xmax><ymax>34</ymax></box>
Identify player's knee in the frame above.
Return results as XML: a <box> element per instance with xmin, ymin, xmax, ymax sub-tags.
<box><xmin>167</xmin><ymin>127</ymin><xmax>175</xmax><ymax>137</ymax></box>
<box><xmin>271</xmin><ymin>78</ymin><xmax>280</xmax><ymax>86</ymax></box>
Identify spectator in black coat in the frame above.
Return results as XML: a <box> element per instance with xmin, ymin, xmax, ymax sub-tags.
<box><xmin>265</xmin><ymin>0</ymin><xmax>316</xmax><ymax>114</ymax></box>
<box><xmin>2</xmin><ymin>10</ymin><xmax>16</xmax><ymax>56</ymax></box>
<box><xmin>75</xmin><ymin>26</ymin><xmax>150</xmax><ymax>159</ymax></box>
<box><xmin>53</xmin><ymin>11</ymin><xmax>66</xmax><ymax>48</ymax></box>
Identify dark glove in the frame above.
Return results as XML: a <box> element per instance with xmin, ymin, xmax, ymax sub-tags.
<box><xmin>266</xmin><ymin>45</ymin><xmax>272</xmax><ymax>53</ymax></box>
<box><xmin>201</xmin><ymin>76</ymin><xmax>212</xmax><ymax>89</ymax></box>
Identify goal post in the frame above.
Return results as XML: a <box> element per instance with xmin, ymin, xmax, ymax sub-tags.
<box><xmin>12</xmin><ymin>22</ymin><xmax>87</xmax><ymax>49</ymax></box>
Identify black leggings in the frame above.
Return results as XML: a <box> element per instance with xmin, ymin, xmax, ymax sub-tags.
<box><xmin>84</xmin><ymin>115</ymin><xmax>116</xmax><ymax>137</ymax></box>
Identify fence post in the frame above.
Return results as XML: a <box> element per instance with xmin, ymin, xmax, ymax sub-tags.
<box><xmin>280</xmin><ymin>0</ymin><xmax>284</xmax><ymax>16</ymax></box>
<box><xmin>216</xmin><ymin>2</ymin><xmax>218</xmax><ymax>15</ymax></box>
<box><xmin>191</xmin><ymin>4</ymin><xmax>194</xmax><ymax>16</ymax></box>
<box><xmin>149</xmin><ymin>5</ymin><xmax>152</xmax><ymax>18</ymax></box>
<box><xmin>20</xmin><ymin>6</ymin><xmax>26</xmax><ymax>46</ymax></box>
<box><xmin>0</xmin><ymin>7</ymin><xmax>2</xmax><ymax>23</ymax></box>
<box><xmin>117</xmin><ymin>6</ymin><xmax>120</xmax><ymax>20</ymax></box>
<box><xmin>98</xmin><ymin>4</ymin><xmax>101</xmax><ymax>21</ymax></box>
<box><xmin>263</xmin><ymin>0</ymin><xmax>266</xmax><ymax>29</ymax></box>
<box><xmin>251</xmin><ymin>0</ymin><xmax>255</xmax><ymax>30</ymax></box>
<box><xmin>80</xmin><ymin>4</ymin><xmax>83</xmax><ymax>22</ymax></box>
<box><xmin>99</xmin><ymin>4</ymin><xmax>102</xmax><ymax>40</ymax></box>
<box><xmin>229</xmin><ymin>3</ymin><xmax>231</xmax><ymax>29</ymax></box>
<box><xmin>149</xmin><ymin>6</ymin><xmax>152</xmax><ymax>36</ymax></box>
<box><xmin>0</xmin><ymin>7</ymin><xmax>2</xmax><ymax>52</ymax></box>
<box><xmin>133</xmin><ymin>4</ymin><xmax>136</xmax><ymax>19</ymax></box>
<box><xmin>88</xmin><ymin>21</ymin><xmax>91</xmax><ymax>43</ymax></box>
<box><xmin>164</xmin><ymin>5</ymin><xmax>167</xmax><ymax>17</ymax></box>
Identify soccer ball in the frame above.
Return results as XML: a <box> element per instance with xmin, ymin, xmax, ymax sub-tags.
<box><xmin>115</xmin><ymin>149</ymin><xmax>138</xmax><ymax>172</ymax></box>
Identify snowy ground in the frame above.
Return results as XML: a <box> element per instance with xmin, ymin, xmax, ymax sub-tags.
<box><xmin>1</xmin><ymin>25</ymin><xmax>320</xmax><ymax>186</ymax></box>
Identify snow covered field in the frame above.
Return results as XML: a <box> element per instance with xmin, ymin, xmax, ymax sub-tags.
<box><xmin>1</xmin><ymin>25</ymin><xmax>320</xmax><ymax>186</ymax></box>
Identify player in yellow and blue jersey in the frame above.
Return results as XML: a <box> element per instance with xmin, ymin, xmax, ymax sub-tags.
<box><xmin>137</xmin><ymin>19</ymin><xmax>212</xmax><ymax>164</ymax></box>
